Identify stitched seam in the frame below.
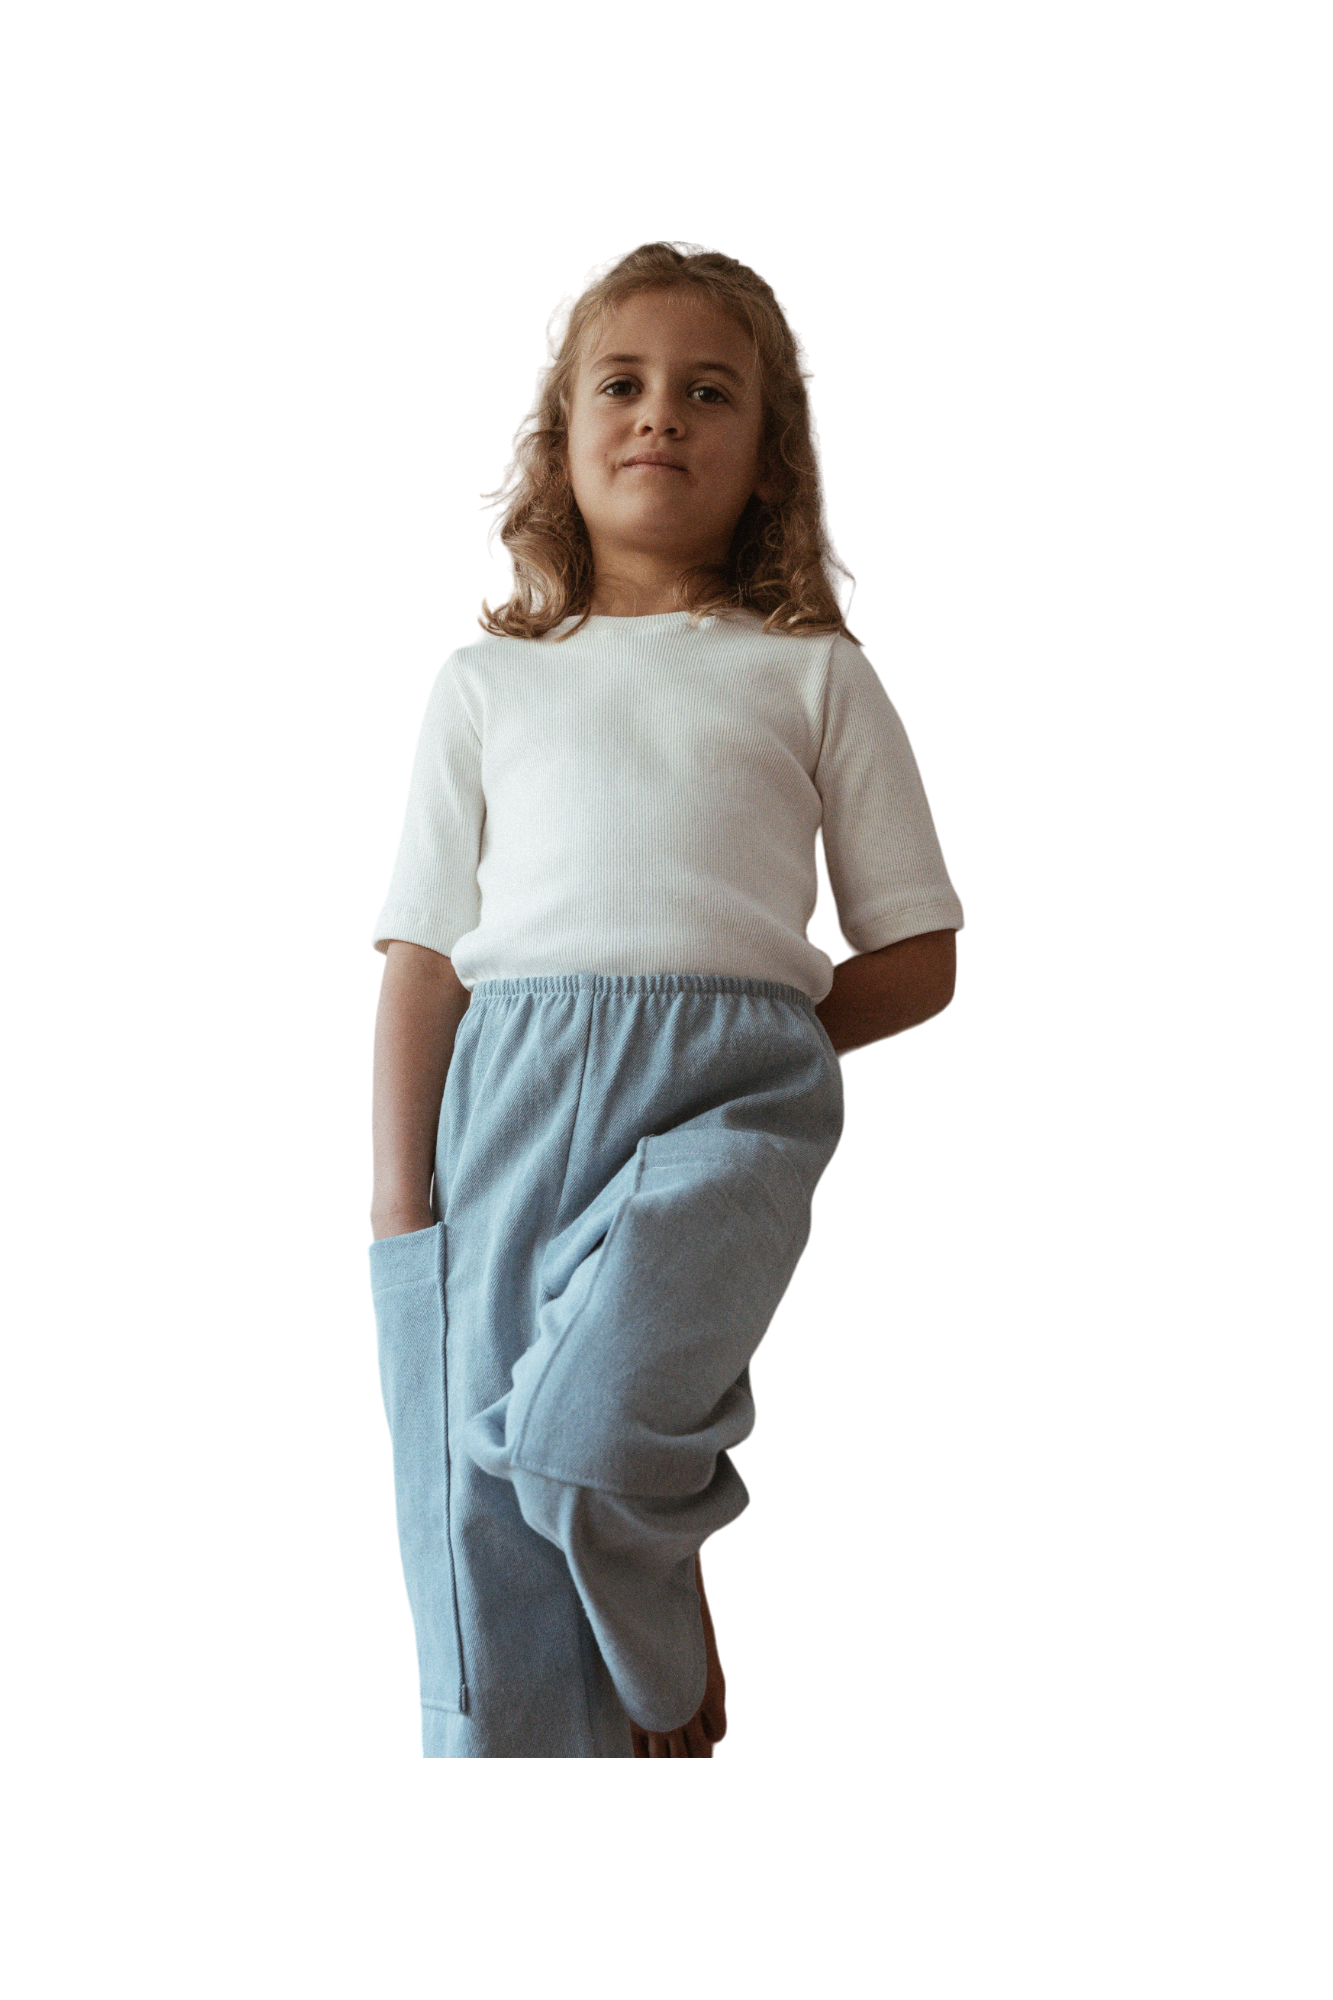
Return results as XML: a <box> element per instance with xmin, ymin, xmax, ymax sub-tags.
<box><xmin>510</xmin><ymin>1152</ymin><xmax>644</xmax><ymax>1464</ymax></box>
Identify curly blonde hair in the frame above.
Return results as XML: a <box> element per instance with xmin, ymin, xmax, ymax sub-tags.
<box><xmin>478</xmin><ymin>241</ymin><xmax>859</xmax><ymax>644</ymax></box>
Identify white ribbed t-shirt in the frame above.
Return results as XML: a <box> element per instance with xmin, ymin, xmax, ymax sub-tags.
<box><xmin>373</xmin><ymin>607</ymin><xmax>963</xmax><ymax>1004</ymax></box>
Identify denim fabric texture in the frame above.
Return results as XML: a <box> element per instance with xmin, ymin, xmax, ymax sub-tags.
<box><xmin>369</xmin><ymin>972</ymin><xmax>843</xmax><ymax>1757</ymax></box>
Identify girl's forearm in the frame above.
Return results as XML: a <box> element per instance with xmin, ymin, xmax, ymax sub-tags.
<box><xmin>817</xmin><ymin>928</ymin><xmax>957</xmax><ymax>1055</ymax></box>
<box><xmin>371</xmin><ymin>943</ymin><xmax>470</xmax><ymax>1232</ymax></box>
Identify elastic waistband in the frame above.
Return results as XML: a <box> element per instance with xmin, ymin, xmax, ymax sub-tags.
<box><xmin>467</xmin><ymin>971</ymin><xmax>819</xmax><ymax>1015</ymax></box>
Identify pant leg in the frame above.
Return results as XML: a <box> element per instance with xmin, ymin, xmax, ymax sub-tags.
<box><xmin>373</xmin><ymin>980</ymin><xmax>635</xmax><ymax>1757</ymax></box>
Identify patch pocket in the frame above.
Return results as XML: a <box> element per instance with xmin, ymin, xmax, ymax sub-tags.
<box><xmin>511</xmin><ymin>1128</ymin><xmax>814</xmax><ymax>1498</ymax></box>
<box><xmin>369</xmin><ymin>1222</ymin><xmax>467</xmax><ymax>1714</ymax></box>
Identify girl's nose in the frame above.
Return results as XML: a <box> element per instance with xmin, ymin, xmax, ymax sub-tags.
<box><xmin>635</xmin><ymin>396</ymin><xmax>683</xmax><ymax>436</ymax></box>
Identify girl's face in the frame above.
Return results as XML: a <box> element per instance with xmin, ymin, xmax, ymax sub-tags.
<box><xmin>565</xmin><ymin>289</ymin><xmax>775</xmax><ymax>587</ymax></box>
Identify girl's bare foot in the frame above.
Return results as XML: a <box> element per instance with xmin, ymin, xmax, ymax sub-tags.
<box><xmin>630</xmin><ymin>1552</ymin><xmax>728</xmax><ymax>1757</ymax></box>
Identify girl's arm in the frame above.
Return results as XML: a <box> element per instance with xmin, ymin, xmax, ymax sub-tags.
<box><xmin>815</xmin><ymin>928</ymin><xmax>957</xmax><ymax>1057</ymax></box>
<box><xmin>371</xmin><ymin>941</ymin><xmax>472</xmax><ymax>1239</ymax></box>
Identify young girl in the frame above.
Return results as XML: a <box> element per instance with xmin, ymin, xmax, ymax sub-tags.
<box><xmin>369</xmin><ymin>241</ymin><xmax>963</xmax><ymax>1759</ymax></box>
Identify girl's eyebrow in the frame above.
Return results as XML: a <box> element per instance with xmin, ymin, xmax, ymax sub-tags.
<box><xmin>589</xmin><ymin>351</ymin><xmax>744</xmax><ymax>383</ymax></box>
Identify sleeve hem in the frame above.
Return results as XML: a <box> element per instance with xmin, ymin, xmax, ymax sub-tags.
<box><xmin>372</xmin><ymin>909</ymin><xmax>472</xmax><ymax>959</ymax></box>
<box><xmin>840</xmin><ymin>898</ymin><xmax>964</xmax><ymax>954</ymax></box>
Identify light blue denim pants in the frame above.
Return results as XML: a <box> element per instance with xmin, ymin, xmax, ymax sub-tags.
<box><xmin>369</xmin><ymin>973</ymin><xmax>843</xmax><ymax>1757</ymax></box>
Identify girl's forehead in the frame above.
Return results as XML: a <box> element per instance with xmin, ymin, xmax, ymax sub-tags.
<box><xmin>588</xmin><ymin>292</ymin><xmax>736</xmax><ymax>342</ymax></box>
<box><xmin>580</xmin><ymin>312</ymin><xmax>752</xmax><ymax>378</ymax></box>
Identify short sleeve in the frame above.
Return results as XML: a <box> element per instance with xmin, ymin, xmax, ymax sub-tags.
<box><xmin>372</xmin><ymin>657</ymin><xmax>484</xmax><ymax>956</ymax></box>
<box><xmin>815</xmin><ymin>635</ymin><xmax>964</xmax><ymax>953</ymax></box>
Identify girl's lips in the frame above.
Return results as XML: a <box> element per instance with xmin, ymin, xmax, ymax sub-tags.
<box><xmin>622</xmin><ymin>457</ymin><xmax>687</xmax><ymax>470</ymax></box>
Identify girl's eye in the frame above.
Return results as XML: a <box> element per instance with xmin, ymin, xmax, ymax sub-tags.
<box><xmin>600</xmin><ymin>378</ymin><xmax>728</xmax><ymax>402</ymax></box>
